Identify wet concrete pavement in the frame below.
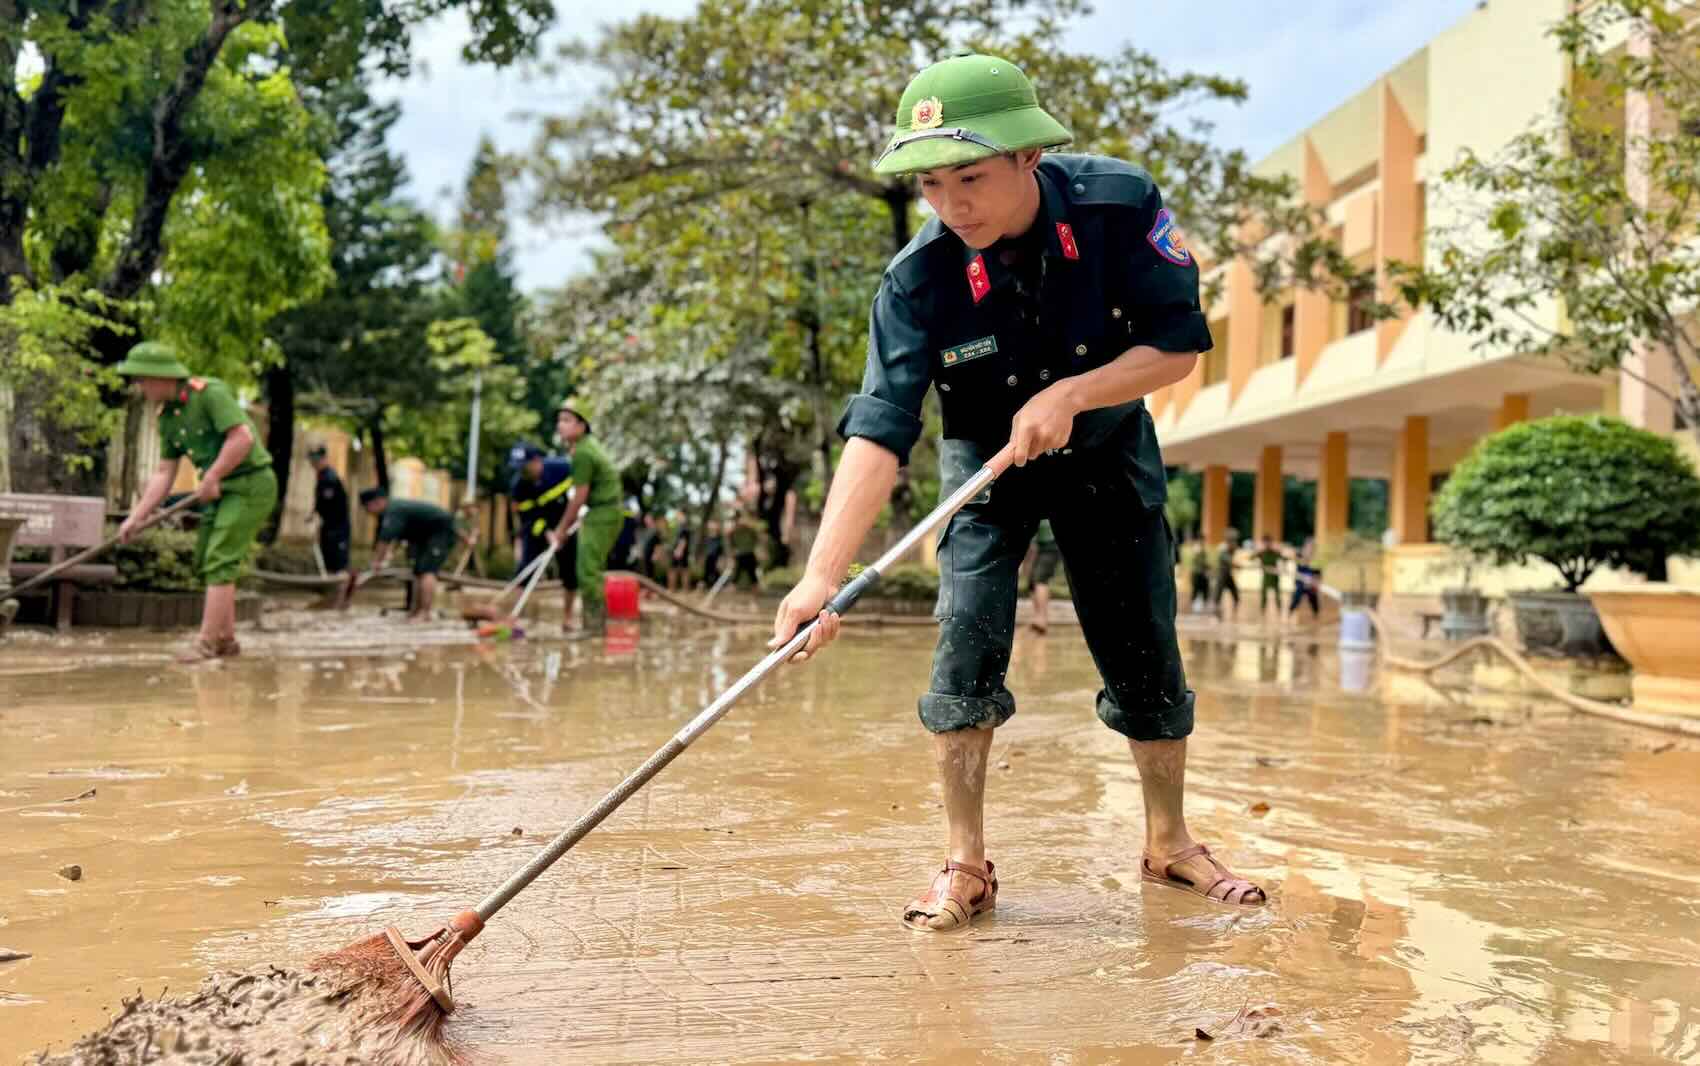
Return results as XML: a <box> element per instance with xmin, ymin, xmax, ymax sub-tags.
<box><xmin>3</xmin><ymin>612</ymin><xmax>1698</xmax><ymax>1064</ymax></box>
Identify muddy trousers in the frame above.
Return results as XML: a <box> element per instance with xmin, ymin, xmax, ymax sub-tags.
<box><xmin>575</xmin><ymin>504</ymin><xmax>623</xmax><ymax>630</ymax></box>
<box><xmin>921</xmin><ymin>441</ymin><xmax>1193</xmax><ymax>743</ymax></box>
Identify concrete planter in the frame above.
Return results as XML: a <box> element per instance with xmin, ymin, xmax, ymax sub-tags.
<box><xmin>1587</xmin><ymin>585</ymin><xmax>1700</xmax><ymax>718</ymax></box>
<box><xmin>1509</xmin><ymin>590</ymin><xmax>1616</xmax><ymax>659</ymax></box>
<box><xmin>71</xmin><ymin>590</ymin><xmax>262</xmax><ymax>629</ymax></box>
<box><xmin>1440</xmin><ymin>587</ymin><xmax>1491</xmax><ymax>641</ymax></box>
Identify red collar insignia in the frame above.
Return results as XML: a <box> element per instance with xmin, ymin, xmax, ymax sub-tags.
<box><xmin>966</xmin><ymin>255</ymin><xmax>990</xmax><ymax>304</ymax></box>
<box><xmin>1056</xmin><ymin>222</ymin><xmax>1079</xmax><ymax>260</ymax></box>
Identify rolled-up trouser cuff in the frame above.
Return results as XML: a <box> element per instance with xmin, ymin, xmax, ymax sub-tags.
<box><xmin>918</xmin><ymin>690</ymin><xmax>1016</xmax><ymax>733</ymax></box>
<box><xmin>1097</xmin><ymin>687</ymin><xmax>1195</xmax><ymax>741</ymax></box>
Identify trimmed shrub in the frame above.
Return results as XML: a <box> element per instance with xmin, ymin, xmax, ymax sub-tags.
<box><xmin>1432</xmin><ymin>415</ymin><xmax>1700</xmax><ymax>591</ymax></box>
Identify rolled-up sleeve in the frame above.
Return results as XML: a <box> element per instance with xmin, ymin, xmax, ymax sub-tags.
<box><xmin>1120</xmin><ymin>184</ymin><xmax>1213</xmax><ymax>356</ymax></box>
<box><xmin>836</xmin><ymin>275</ymin><xmax>931</xmax><ymax>466</ymax></box>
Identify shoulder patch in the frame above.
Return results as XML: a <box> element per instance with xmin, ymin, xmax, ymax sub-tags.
<box><xmin>1147</xmin><ymin>208</ymin><xmax>1192</xmax><ymax>266</ymax></box>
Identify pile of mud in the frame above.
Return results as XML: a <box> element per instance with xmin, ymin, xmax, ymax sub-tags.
<box><xmin>32</xmin><ymin>967</ymin><xmax>459</xmax><ymax>1065</ymax></box>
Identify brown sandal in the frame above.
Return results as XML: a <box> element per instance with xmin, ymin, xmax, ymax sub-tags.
<box><xmin>1142</xmin><ymin>844</ymin><xmax>1266</xmax><ymax>906</ymax></box>
<box><xmin>902</xmin><ymin>859</ymin><xmax>997</xmax><ymax>932</ymax></box>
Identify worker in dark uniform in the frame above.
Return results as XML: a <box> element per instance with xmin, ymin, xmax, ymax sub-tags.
<box><xmin>308</xmin><ymin>444</ymin><xmax>351</xmax><ymax>577</ymax></box>
<box><xmin>507</xmin><ymin>441</ymin><xmax>577</xmax><ymax>630</ymax></box>
<box><xmin>359</xmin><ymin>488</ymin><xmax>470</xmax><ymax>621</ymax></box>
<box><xmin>769</xmin><ymin>54</ymin><xmax>1266</xmax><ymax>931</ymax></box>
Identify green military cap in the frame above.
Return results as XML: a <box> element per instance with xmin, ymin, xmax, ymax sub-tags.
<box><xmin>115</xmin><ymin>341</ymin><xmax>191</xmax><ymax>379</ymax></box>
<box><xmin>873</xmin><ymin>54</ymin><xmax>1072</xmax><ymax>177</ymax></box>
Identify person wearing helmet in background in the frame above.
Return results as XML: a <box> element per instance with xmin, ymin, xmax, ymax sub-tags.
<box><xmin>115</xmin><ymin>341</ymin><xmax>277</xmax><ymax>663</ymax></box>
<box><xmin>769</xmin><ymin>54</ymin><xmax>1265</xmax><ymax>930</ymax></box>
<box><xmin>508</xmin><ymin>441</ymin><xmax>577</xmax><ymax>630</ymax></box>
<box><xmin>548</xmin><ymin>400</ymin><xmax>624</xmax><ymax>638</ymax></box>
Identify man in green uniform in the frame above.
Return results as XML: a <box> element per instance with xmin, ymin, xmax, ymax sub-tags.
<box><xmin>1256</xmin><ymin>535</ymin><xmax>1284</xmax><ymax>621</ymax></box>
<box><xmin>549</xmin><ymin>400</ymin><xmax>623</xmax><ymax>637</ymax></box>
<box><xmin>116</xmin><ymin>342</ymin><xmax>276</xmax><ymax>663</ymax></box>
<box><xmin>360</xmin><ymin>488</ymin><xmax>469</xmax><ymax>621</ymax></box>
<box><xmin>769</xmin><ymin>55</ymin><xmax>1265</xmax><ymax>929</ymax></box>
<box><xmin>1026</xmin><ymin>518</ymin><xmax>1061</xmax><ymax>634</ymax></box>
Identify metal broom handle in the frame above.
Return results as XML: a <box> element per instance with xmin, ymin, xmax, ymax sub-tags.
<box><xmin>474</xmin><ymin>444</ymin><xmax>1015</xmax><ymax>921</ymax></box>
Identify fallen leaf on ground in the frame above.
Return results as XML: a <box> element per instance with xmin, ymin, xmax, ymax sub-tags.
<box><xmin>1248</xmin><ymin>802</ymin><xmax>1271</xmax><ymax>816</ymax></box>
<box><xmin>1650</xmin><ymin>742</ymin><xmax>1676</xmax><ymax>755</ymax></box>
<box><xmin>57</xmin><ymin>865</ymin><xmax>82</xmax><ymax>882</ymax></box>
<box><xmin>59</xmin><ymin>788</ymin><xmax>96</xmax><ymax>803</ymax></box>
<box><xmin>511</xmin><ymin>826</ymin><xmax>524</xmax><ymax>836</ymax></box>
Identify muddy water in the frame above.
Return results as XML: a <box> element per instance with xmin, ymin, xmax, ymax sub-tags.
<box><xmin>3</xmin><ymin>614</ymin><xmax>1698</xmax><ymax>1064</ymax></box>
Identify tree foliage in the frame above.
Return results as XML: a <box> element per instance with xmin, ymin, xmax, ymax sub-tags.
<box><xmin>1402</xmin><ymin>0</ymin><xmax>1700</xmax><ymax>447</ymax></box>
<box><xmin>1432</xmin><ymin>415</ymin><xmax>1700</xmax><ymax>591</ymax></box>
<box><xmin>525</xmin><ymin>0</ymin><xmax>1370</xmax><ymax>536</ymax></box>
<box><xmin>2</xmin><ymin>0</ymin><xmax>553</xmax><ymax>490</ymax></box>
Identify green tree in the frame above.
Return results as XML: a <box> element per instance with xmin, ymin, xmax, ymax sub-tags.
<box><xmin>1432</xmin><ymin>415</ymin><xmax>1700</xmax><ymax>591</ymax></box>
<box><xmin>1</xmin><ymin>0</ymin><xmax>553</xmax><ymax>491</ymax></box>
<box><xmin>267</xmin><ymin>78</ymin><xmax>441</xmax><ymax>508</ymax></box>
<box><xmin>382</xmin><ymin>317</ymin><xmax>539</xmax><ymax>491</ymax></box>
<box><xmin>1402</xmin><ymin>0</ymin><xmax>1700</xmax><ymax>447</ymax></box>
<box><xmin>525</xmin><ymin>0</ymin><xmax>1375</xmax><ymax>545</ymax></box>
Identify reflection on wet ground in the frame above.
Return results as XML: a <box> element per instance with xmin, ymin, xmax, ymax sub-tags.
<box><xmin>3</xmin><ymin>611</ymin><xmax>1698</xmax><ymax>1064</ymax></box>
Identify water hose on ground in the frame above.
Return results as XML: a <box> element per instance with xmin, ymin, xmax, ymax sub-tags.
<box><xmin>1329</xmin><ymin>587</ymin><xmax>1700</xmax><ymax>739</ymax></box>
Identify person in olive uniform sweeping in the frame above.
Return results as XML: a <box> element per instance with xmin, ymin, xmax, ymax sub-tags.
<box><xmin>308</xmin><ymin>444</ymin><xmax>351</xmax><ymax>577</ymax></box>
<box><xmin>770</xmin><ymin>55</ymin><xmax>1266</xmax><ymax>929</ymax></box>
<box><xmin>116</xmin><ymin>342</ymin><xmax>277</xmax><ymax>663</ymax></box>
<box><xmin>1026</xmin><ymin>518</ymin><xmax>1061</xmax><ymax>634</ymax></box>
<box><xmin>359</xmin><ymin>488</ymin><xmax>470</xmax><ymax>621</ymax></box>
<box><xmin>508</xmin><ymin>441</ymin><xmax>579</xmax><ymax>629</ymax></box>
<box><xmin>548</xmin><ymin>401</ymin><xmax>623</xmax><ymax>637</ymax></box>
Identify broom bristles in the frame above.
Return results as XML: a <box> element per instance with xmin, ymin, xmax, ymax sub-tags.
<box><xmin>310</xmin><ymin>911</ymin><xmax>483</xmax><ymax>1055</ymax></box>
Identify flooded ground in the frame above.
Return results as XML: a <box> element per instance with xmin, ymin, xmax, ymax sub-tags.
<box><xmin>3</xmin><ymin>608</ymin><xmax>1698</xmax><ymax>1065</ymax></box>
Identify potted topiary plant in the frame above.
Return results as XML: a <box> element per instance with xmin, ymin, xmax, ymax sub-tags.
<box><xmin>1433</xmin><ymin>553</ymin><xmax>1490</xmax><ymax>641</ymax></box>
<box><xmin>1431</xmin><ymin>415</ymin><xmax>1700</xmax><ymax>659</ymax></box>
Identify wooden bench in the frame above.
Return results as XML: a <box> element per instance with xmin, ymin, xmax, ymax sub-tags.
<box><xmin>0</xmin><ymin>494</ymin><xmax>116</xmax><ymax>631</ymax></box>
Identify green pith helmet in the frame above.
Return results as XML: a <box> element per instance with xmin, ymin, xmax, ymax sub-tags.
<box><xmin>114</xmin><ymin>341</ymin><xmax>191</xmax><ymax>379</ymax></box>
<box><xmin>873</xmin><ymin>54</ymin><xmax>1072</xmax><ymax>177</ymax></box>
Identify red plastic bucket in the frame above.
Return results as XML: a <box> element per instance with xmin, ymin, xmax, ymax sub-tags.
<box><xmin>605</xmin><ymin>573</ymin><xmax>640</xmax><ymax>619</ymax></box>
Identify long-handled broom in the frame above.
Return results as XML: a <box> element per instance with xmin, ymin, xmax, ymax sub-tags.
<box><xmin>310</xmin><ymin>444</ymin><xmax>1016</xmax><ymax>1049</ymax></box>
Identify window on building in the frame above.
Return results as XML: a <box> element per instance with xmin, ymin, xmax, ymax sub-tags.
<box><xmin>1280</xmin><ymin>305</ymin><xmax>1296</xmax><ymax>359</ymax></box>
<box><xmin>1347</xmin><ymin>281</ymin><xmax>1376</xmax><ymax>335</ymax></box>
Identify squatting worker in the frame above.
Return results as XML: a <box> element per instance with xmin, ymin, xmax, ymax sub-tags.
<box><xmin>547</xmin><ymin>401</ymin><xmax>623</xmax><ymax>639</ymax></box>
<box><xmin>360</xmin><ymin>488</ymin><xmax>469</xmax><ymax>621</ymax></box>
<box><xmin>508</xmin><ymin>441</ymin><xmax>579</xmax><ymax>631</ymax></box>
<box><xmin>769</xmin><ymin>54</ymin><xmax>1266</xmax><ymax>929</ymax></box>
<box><xmin>117</xmin><ymin>341</ymin><xmax>276</xmax><ymax>664</ymax></box>
<box><xmin>308</xmin><ymin>444</ymin><xmax>351</xmax><ymax>577</ymax></box>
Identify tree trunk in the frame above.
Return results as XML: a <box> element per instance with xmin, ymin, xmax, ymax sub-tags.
<box><xmin>261</xmin><ymin>363</ymin><xmax>294</xmax><ymax>545</ymax></box>
<box><xmin>0</xmin><ymin>382</ymin><xmax>11</xmax><ymax>493</ymax></box>
<box><xmin>367</xmin><ymin>418</ymin><xmax>389</xmax><ymax>488</ymax></box>
<box><xmin>883</xmin><ymin>185</ymin><xmax>913</xmax><ymax>254</ymax></box>
<box><xmin>698</xmin><ymin>436</ymin><xmax>728</xmax><ymax>535</ymax></box>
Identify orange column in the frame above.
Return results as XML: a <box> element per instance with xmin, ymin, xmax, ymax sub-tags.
<box><xmin>1495</xmin><ymin>393</ymin><xmax>1530</xmax><ymax>430</ymax></box>
<box><xmin>1253</xmin><ymin>446</ymin><xmax>1284</xmax><ymax>543</ymax></box>
<box><xmin>1376</xmin><ymin>83</ymin><xmax>1419</xmax><ymax>363</ymax></box>
<box><xmin>1202</xmin><ymin>465</ymin><xmax>1230</xmax><ymax>546</ymax></box>
<box><xmin>1226</xmin><ymin>253</ymin><xmax>1260</xmax><ymax>404</ymax></box>
<box><xmin>1315</xmin><ymin>432</ymin><xmax>1348</xmax><ymax>546</ymax></box>
<box><xmin>1294</xmin><ymin>138</ymin><xmax>1333</xmax><ymax>387</ymax></box>
<box><xmin>1391</xmin><ymin>415</ymin><xmax>1430</xmax><ymax>545</ymax></box>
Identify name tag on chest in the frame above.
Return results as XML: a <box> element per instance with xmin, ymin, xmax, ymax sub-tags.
<box><xmin>940</xmin><ymin>336</ymin><xmax>998</xmax><ymax>367</ymax></box>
